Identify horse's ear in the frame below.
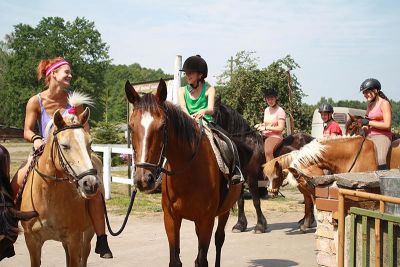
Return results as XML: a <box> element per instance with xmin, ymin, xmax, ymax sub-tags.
<box><xmin>53</xmin><ymin>109</ymin><xmax>66</xmax><ymax>129</ymax></box>
<box><xmin>287</xmin><ymin>167</ymin><xmax>299</xmax><ymax>178</ymax></box>
<box><xmin>348</xmin><ymin>113</ymin><xmax>355</xmax><ymax>121</ymax></box>
<box><xmin>156</xmin><ymin>78</ymin><xmax>167</xmax><ymax>104</ymax></box>
<box><xmin>125</xmin><ymin>80</ymin><xmax>140</xmax><ymax>104</ymax></box>
<box><xmin>282</xmin><ymin>169</ymin><xmax>289</xmax><ymax>177</ymax></box>
<box><xmin>78</xmin><ymin>107</ymin><xmax>90</xmax><ymax>125</ymax></box>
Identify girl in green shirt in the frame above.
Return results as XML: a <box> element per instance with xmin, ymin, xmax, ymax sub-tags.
<box><xmin>178</xmin><ymin>55</ymin><xmax>215</xmax><ymax>123</ymax></box>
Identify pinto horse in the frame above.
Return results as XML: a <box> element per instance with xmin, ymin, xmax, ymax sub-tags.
<box><xmin>213</xmin><ymin>99</ymin><xmax>314</xmax><ymax>233</ymax></box>
<box><xmin>0</xmin><ymin>145</ymin><xmax>37</xmax><ymax>261</ymax></box>
<box><xmin>125</xmin><ymin>79</ymin><xmax>242</xmax><ymax>267</ymax></box>
<box><xmin>20</xmin><ymin>108</ymin><xmax>100</xmax><ymax>267</ymax></box>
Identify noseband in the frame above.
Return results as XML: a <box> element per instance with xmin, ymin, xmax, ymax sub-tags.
<box><xmin>35</xmin><ymin>124</ymin><xmax>97</xmax><ymax>183</ymax></box>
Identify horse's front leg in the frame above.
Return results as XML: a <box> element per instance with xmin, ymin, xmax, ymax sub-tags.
<box><xmin>248</xmin><ymin>170</ymin><xmax>267</xmax><ymax>233</ymax></box>
<box><xmin>24</xmin><ymin>234</ymin><xmax>43</xmax><ymax>267</ymax></box>
<box><xmin>65</xmin><ymin>235</ymin><xmax>84</xmax><ymax>267</ymax></box>
<box><xmin>297</xmin><ymin>184</ymin><xmax>314</xmax><ymax>233</ymax></box>
<box><xmin>215</xmin><ymin>212</ymin><xmax>230</xmax><ymax>267</ymax></box>
<box><xmin>164</xmin><ymin>209</ymin><xmax>182</xmax><ymax>267</ymax></box>
<box><xmin>195</xmin><ymin>217</ymin><xmax>214</xmax><ymax>267</ymax></box>
<box><xmin>231</xmin><ymin>186</ymin><xmax>247</xmax><ymax>233</ymax></box>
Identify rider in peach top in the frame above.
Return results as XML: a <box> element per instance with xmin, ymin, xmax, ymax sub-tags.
<box><xmin>359</xmin><ymin>78</ymin><xmax>392</xmax><ymax>170</ymax></box>
<box><xmin>255</xmin><ymin>88</ymin><xmax>286</xmax><ymax>162</ymax></box>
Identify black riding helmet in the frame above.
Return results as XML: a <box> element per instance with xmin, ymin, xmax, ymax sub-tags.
<box><xmin>180</xmin><ymin>55</ymin><xmax>208</xmax><ymax>79</ymax></box>
<box><xmin>360</xmin><ymin>78</ymin><xmax>381</xmax><ymax>92</ymax></box>
<box><xmin>263</xmin><ymin>88</ymin><xmax>278</xmax><ymax>98</ymax></box>
<box><xmin>318</xmin><ymin>103</ymin><xmax>334</xmax><ymax>113</ymax></box>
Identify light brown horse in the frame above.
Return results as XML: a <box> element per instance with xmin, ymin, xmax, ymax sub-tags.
<box><xmin>346</xmin><ymin>113</ymin><xmax>400</xmax><ymax>169</ymax></box>
<box><xmin>125</xmin><ymin>79</ymin><xmax>242</xmax><ymax>267</ymax></box>
<box><xmin>20</xmin><ymin>108</ymin><xmax>100</xmax><ymax>267</ymax></box>
<box><xmin>265</xmin><ymin>136</ymin><xmax>378</xmax><ymax>231</ymax></box>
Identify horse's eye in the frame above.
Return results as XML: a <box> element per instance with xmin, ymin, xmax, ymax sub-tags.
<box><xmin>61</xmin><ymin>144</ymin><xmax>70</xmax><ymax>150</ymax></box>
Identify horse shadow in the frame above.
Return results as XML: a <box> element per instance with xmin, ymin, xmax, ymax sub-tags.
<box><xmin>268</xmin><ymin>221</ymin><xmax>316</xmax><ymax>235</ymax></box>
<box><xmin>247</xmin><ymin>258</ymin><xmax>299</xmax><ymax>267</ymax></box>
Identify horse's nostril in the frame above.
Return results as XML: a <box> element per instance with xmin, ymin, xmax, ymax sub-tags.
<box><xmin>147</xmin><ymin>173</ymin><xmax>155</xmax><ymax>184</ymax></box>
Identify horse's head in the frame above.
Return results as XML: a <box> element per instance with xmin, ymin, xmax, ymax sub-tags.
<box><xmin>263</xmin><ymin>160</ymin><xmax>288</xmax><ymax>197</ymax></box>
<box><xmin>345</xmin><ymin>113</ymin><xmax>364</xmax><ymax>136</ymax></box>
<box><xmin>125</xmin><ymin>79</ymin><xmax>168</xmax><ymax>193</ymax></box>
<box><xmin>50</xmin><ymin>108</ymin><xmax>99</xmax><ymax>199</ymax></box>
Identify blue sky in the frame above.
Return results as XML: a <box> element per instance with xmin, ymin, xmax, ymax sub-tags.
<box><xmin>1</xmin><ymin>0</ymin><xmax>399</xmax><ymax>104</ymax></box>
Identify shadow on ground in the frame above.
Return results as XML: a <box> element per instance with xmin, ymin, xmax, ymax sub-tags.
<box><xmin>247</xmin><ymin>258</ymin><xmax>299</xmax><ymax>266</ymax></box>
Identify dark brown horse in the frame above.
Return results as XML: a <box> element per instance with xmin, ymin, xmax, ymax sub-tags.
<box><xmin>0</xmin><ymin>144</ymin><xmax>37</xmax><ymax>261</ymax></box>
<box><xmin>125</xmin><ymin>79</ymin><xmax>242</xmax><ymax>267</ymax></box>
<box><xmin>213</xmin><ymin>99</ymin><xmax>314</xmax><ymax>233</ymax></box>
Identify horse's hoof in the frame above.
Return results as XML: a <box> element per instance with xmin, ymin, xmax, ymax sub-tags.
<box><xmin>232</xmin><ymin>224</ymin><xmax>246</xmax><ymax>233</ymax></box>
<box><xmin>299</xmin><ymin>225</ymin><xmax>307</xmax><ymax>233</ymax></box>
<box><xmin>254</xmin><ymin>224</ymin><xmax>267</xmax><ymax>234</ymax></box>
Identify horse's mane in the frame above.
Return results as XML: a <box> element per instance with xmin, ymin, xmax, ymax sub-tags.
<box><xmin>44</xmin><ymin>91</ymin><xmax>94</xmax><ymax>137</ymax></box>
<box><xmin>285</xmin><ymin>135</ymin><xmax>364</xmax><ymax>186</ymax></box>
<box><xmin>136</xmin><ymin>94</ymin><xmax>200</xmax><ymax>147</ymax></box>
<box><xmin>213</xmin><ymin>103</ymin><xmax>252</xmax><ymax>134</ymax></box>
<box><xmin>263</xmin><ymin>150</ymin><xmax>298</xmax><ymax>176</ymax></box>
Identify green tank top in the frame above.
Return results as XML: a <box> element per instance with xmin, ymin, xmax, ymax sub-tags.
<box><xmin>184</xmin><ymin>83</ymin><xmax>214</xmax><ymax>122</ymax></box>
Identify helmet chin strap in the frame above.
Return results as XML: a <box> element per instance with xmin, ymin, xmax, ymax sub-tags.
<box><xmin>189</xmin><ymin>80</ymin><xmax>201</xmax><ymax>92</ymax></box>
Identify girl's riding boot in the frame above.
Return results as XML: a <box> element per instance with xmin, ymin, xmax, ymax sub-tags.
<box><xmin>95</xmin><ymin>234</ymin><xmax>113</xmax><ymax>258</ymax></box>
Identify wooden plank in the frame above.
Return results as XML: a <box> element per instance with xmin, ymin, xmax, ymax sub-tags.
<box><xmin>362</xmin><ymin>216</ymin><xmax>368</xmax><ymax>267</ymax></box>
<box><xmin>388</xmin><ymin>222</ymin><xmax>394</xmax><ymax>267</ymax></box>
<box><xmin>338</xmin><ymin>193</ymin><xmax>345</xmax><ymax>267</ymax></box>
<box><xmin>350</xmin><ymin>213</ymin><xmax>356</xmax><ymax>266</ymax></box>
<box><xmin>350</xmin><ymin>207</ymin><xmax>400</xmax><ymax>224</ymax></box>
<box><xmin>374</xmin><ymin>217</ymin><xmax>381</xmax><ymax>267</ymax></box>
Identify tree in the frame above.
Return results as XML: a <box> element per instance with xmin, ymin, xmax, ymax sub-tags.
<box><xmin>1</xmin><ymin>17</ymin><xmax>110</xmax><ymax>127</ymax></box>
<box><xmin>216</xmin><ymin>51</ymin><xmax>311</xmax><ymax>132</ymax></box>
<box><xmin>103</xmin><ymin>64</ymin><xmax>171</xmax><ymax>123</ymax></box>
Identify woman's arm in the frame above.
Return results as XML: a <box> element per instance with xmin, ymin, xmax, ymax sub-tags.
<box><xmin>265</xmin><ymin>119</ymin><xmax>285</xmax><ymax>132</ymax></box>
<box><xmin>368</xmin><ymin>100</ymin><xmax>392</xmax><ymax>130</ymax></box>
<box><xmin>178</xmin><ymin>87</ymin><xmax>190</xmax><ymax>115</ymax></box>
<box><xmin>24</xmin><ymin>96</ymin><xmax>43</xmax><ymax>148</ymax></box>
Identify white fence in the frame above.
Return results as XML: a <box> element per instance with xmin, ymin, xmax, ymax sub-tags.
<box><xmin>92</xmin><ymin>144</ymin><xmax>134</xmax><ymax>200</ymax></box>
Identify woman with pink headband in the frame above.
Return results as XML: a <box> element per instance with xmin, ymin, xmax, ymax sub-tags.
<box><xmin>10</xmin><ymin>57</ymin><xmax>113</xmax><ymax>259</ymax></box>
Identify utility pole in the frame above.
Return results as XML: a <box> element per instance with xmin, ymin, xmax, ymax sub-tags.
<box><xmin>286</xmin><ymin>67</ymin><xmax>295</xmax><ymax>134</ymax></box>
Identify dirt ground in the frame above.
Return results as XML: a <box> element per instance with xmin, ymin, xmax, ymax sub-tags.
<box><xmin>1</xmin><ymin>210</ymin><xmax>317</xmax><ymax>267</ymax></box>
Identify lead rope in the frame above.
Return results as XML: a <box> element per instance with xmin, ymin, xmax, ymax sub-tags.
<box><xmin>101</xmin><ymin>187</ymin><xmax>137</xmax><ymax>236</ymax></box>
<box><xmin>14</xmin><ymin>144</ymin><xmax>45</xmax><ymax>206</ymax></box>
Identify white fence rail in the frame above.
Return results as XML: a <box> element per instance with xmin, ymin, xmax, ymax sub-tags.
<box><xmin>92</xmin><ymin>144</ymin><xmax>134</xmax><ymax>200</ymax></box>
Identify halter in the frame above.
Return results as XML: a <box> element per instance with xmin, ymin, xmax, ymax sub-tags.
<box><xmin>34</xmin><ymin>124</ymin><xmax>97</xmax><ymax>183</ymax></box>
<box><xmin>134</xmin><ymin>105</ymin><xmax>204</xmax><ymax>186</ymax></box>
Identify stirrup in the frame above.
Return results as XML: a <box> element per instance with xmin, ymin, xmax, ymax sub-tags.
<box><xmin>230</xmin><ymin>166</ymin><xmax>244</xmax><ymax>185</ymax></box>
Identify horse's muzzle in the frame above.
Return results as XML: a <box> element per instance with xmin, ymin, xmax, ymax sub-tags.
<box><xmin>134</xmin><ymin>170</ymin><xmax>156</xmax><ymax>193</ymax></box>
<box><xmin>78</xmin><ymin>176</ymin><xmax>99</xmax><ymax>198</ymax></box>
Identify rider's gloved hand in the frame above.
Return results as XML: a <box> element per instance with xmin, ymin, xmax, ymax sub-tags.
<box><xmin>360</xmin><ymin>118</ymin><xmax>370</xmax><ymax>126</ymax></box>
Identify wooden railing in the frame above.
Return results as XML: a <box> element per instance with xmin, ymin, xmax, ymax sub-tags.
<box><xmin>338</xmin><ymin>188</ymin><xmax>400</xmax><ymax>267</ymax></box>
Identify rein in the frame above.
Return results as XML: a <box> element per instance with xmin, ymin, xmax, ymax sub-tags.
<box><xmin>135</xmin><ymin>106</ymin><xmax>204</xmax><ymax>186</ymax></box>
<box><xmin>347</xmin><ymin>137</ymin><xmax>366</xmax><ymax>172</ymax></box>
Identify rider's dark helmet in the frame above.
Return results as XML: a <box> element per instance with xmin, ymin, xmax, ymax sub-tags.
<box><xmin>318</xmin><ymin>103</ymin><xmax>334</xmax><ymax>113</ymax></box>
<box><xmin>263</xmin><ymin>88</ymin><xmax>278</xmax><ymax>98</ymax></box>
<box><xmin>360</xmin><ymin>78</ymin><xmax>381</xmax><ymax>92</ymax></box>
<box><xmin>180</xmin><ymin>55</ymin><xmax>208</xmax><ymax>79</ymax></box>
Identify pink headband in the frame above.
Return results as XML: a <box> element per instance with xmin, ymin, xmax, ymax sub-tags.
<box><xmin>45</xmin><ymin>60</ymin><xmax>69</xmax><ymax>77</ymax></box>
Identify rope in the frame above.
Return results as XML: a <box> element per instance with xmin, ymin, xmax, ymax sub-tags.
<box><xmin>14</xmin><ymin>144</ymin><xmax>45</xmax><ymax>205</ymax></box>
